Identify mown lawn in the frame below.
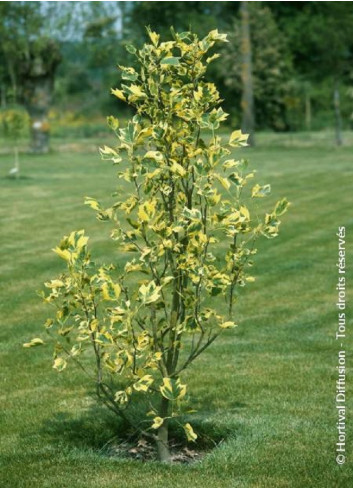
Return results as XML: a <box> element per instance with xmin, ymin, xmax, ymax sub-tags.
<box><xmin>1</xmin><ymin>134</ymin><xmax>352</xmax><ymax>487</ymax></box>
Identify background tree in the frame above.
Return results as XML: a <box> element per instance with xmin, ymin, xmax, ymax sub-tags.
<box><xmin>269</xmin><ymin>1</ymin><xmax>353</xmax><ymax>143</ymax></box>
<box><xmin>82</xmin><ymin>3</ymin><xmax>121</xmax><ymax>98</ymax></box>
<box><xmin>0</xmin><ymin>105</ymin><xmax>29</xmax><ymax>177</ymax></box>
<box><xmin>52</xmin><ymin>2</ymin><xmax>124</xmax><ymax>119</ymax></box>
<box><xmin>222</xmin><ymin>2</ymin><xmax>293</xmax><ymax>132</ymax></box>
<box><xmin>0</xmin><ymin>2</ymin><xmax>61</xmax><ymax>152</ymax></box>
<box><xmin>20</xmin><ymin>38</ymin><xmax>61</xmax><ymax>153</ymax></box>
<box><xmin>0</xmin><ymin>2</ymin><xmax>42</xmax><ymax>103</ymax></box>
<box><xmin>239</xmin><ymin>1</ymin><xmax>255</xmax><ymax>145</ymax></box>
<box><xmin>127</xmin><ymin>1</ymin><xmax>235</xmax><ymax>40</ymax></box>
<box><xmin>2</xmin><ymin>2</ymin><xmax>353</xmax><ymax>139</ymax></box>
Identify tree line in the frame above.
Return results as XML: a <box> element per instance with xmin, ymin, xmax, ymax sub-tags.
<box><xmin>1</xmin><ymin>1</ymin><xmax>352</xmax><ymax>151</ymax></box>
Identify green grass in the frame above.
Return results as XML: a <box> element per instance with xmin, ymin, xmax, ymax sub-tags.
<box><xmin>1</xmin><ymin>133</ymin><xmax>352</xmax><ymax>487</ymax></box>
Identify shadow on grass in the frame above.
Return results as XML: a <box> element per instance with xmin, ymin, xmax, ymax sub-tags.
<box><xmin>40</xmin><ymin>404</ymin><xmax>129</xmax><ymax>451</ymax></box>
<box><xmin>38</xmin><ymin>398</ymin><xmax>244</xmax><ymax>461</ymax></box>
<box><xmin>2</xmin><ymin>175</ymin><xmax>33</xmax><ymax>181</ymax></box>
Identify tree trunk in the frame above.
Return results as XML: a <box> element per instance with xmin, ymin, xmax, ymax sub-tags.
<box><xmin>333</xmin><ymin>79</ymin><xmax>343</xmax><ymax>146</ymax></box>
<box><xmin>14</xmin><ymin>145</ymin><xmax>20</xmax><ymax>178</ymax></box>
<box><xmin>7</xmin><ymin>60</ymin><xmax>17</xmax><ymax>103</ymax></box>
<box><xmin>23</xmin><ymin>74</ymin><xmax>53</xmax><ymax>154</ymax></box>
<box><xmin>240</xmin><ymin>0</ymin><xmax>255</xmax><ymax>146</ymax></box>
<box><xmin>119</xmin><ymin>1</ymin><xmax>126</xmax><ymax>40</ymax></box>
<box><xmin>156</xmin><ymin>397</ymin><xmax>171</xmax><ymax>463</ymax></box>
<box><xmin>1</xmin><ymin>84</ymin><xmax>7</xmax><ymax>108</ymax></box>
<box><xmin>305</xmin><ymin>88</ymin><xmax>311</xmax><ymax>132</ymax></box>
<box><xmin>20</xmin><ymin>39</ymin><xmax>61</xmax><ymax>153</ymax></box>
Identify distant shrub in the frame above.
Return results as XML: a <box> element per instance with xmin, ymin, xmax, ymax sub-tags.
<box><xmin>0</xmin><ymin>106</ymin><xmax>29</xmax><ymax>177</ymax></box>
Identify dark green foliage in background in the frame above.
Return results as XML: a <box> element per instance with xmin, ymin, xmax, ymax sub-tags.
<box><xmin>2</xmin><ymin>1</ymin><xmax>353</xmax><ymax>132</ymax></box>
<box><xmin>221</xmin><ymin>3</ymin><xmax>293</xmax><ymax>130</ymax></box>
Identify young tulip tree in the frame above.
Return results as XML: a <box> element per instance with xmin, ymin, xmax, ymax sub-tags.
<box><xmin>27</xmin><ymin>28</ymin><xmax>289</xmax><ymax>462</ymax></box>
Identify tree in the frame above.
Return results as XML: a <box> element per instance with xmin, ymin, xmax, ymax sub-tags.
<box><xmin>20</xmin><ymin>38</ymin><xmax>61</xmax><ymax>153</ymax></box>
<box><xmin>222</xmin><ymin>2</ymin><xmax>293</xmax><ymax>132</ymax></box>
<box><xmin>239</xmin><ymin>1</ymin><xmax>255</xmax><ymax>145</ymax></box>
<box><xmin>0</xmin><ymin>2</ymin><xmax>43</xmax><ymax>103</ymax></box>
<box><xmin>0</xmin><ymin>2</ymin><xmax>61</xmax><ymax>152</ymax></box>
<box><xmin>268</xmin><ymin>2</ymin><xmax>353</xmax><ymax>144</ymax></box>
<box><xmin>82</xmin><ymin>4</ymin><xmax>121</xmax><ymax>103</ymax></box>
<box><xmin>127</xmin><ymin>1</ymin><xmax>235</xmax><ymax>41</ymax></box>
<box><xmin>26</xmin><ymin>28</ymin><xmax>288</xmax><ymax>462</ymax></box>
<box><xmin>52</xmin><ymin>2</ymin><xmax>124</xmax><ymax>118</ymax></box>
<box><xmin>0</xmin><ymin>105</ymin><xmax>29</xmax><ymax>177</ymax></box>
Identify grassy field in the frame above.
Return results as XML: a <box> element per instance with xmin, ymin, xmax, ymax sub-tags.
<box><xmin>1</xmin><ymin>133</ymin><xmax>352</xmax><ymax>487</ymax></box>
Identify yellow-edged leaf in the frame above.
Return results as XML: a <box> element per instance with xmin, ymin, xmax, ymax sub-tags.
<box><xmin>111</xmin><ymin>88</ymin><xmax>126</xmax><ymax>101</ymax></box>
<box><xmin>171</xmin><ymin>161</ymin><xmax>186</xmax><ymax>177</ymax></box>
<box><xmin>52</xmin><ymin>247</ymin><xmax>71</xmax><ymax>261</ymax></box>
<box><xmin>219</xmin><ymin>321</ymin><xmax>237</xmax><ymax>329</ymax></box>
<box><xmin>147</xmin><ymin>27</ymin><xmax>160</xmax><ymax>47</ymax></box>
<box><xmin>152</xmin><ymin>417</ymin><xmax>164</xmax><ymax>429</ymax></box>
<box><xmin>160</xmin><ymin>377</ymin><xmax>186</xmax><ymax>401</ymax></box>
<box><xmin>252</xmin><ymin>184</ymin><xmax>271</xmax><ymax>198</ymax></box>
<box><xmin>133</xmin><ymin>374</ymin><xmax>154</xmax><ymax>392</ymax></box>
<box><xmin>53</xmin><ymin>357</ymin><xmax>67</xmax><ymax>371</ymax></box>
<box><xmin>138</xmin><ymin>280</ymin><xmax>161</xmax><ymax>304</ymax></box>
<box><xmin>23</xmin><ymin>337</ymin><xmax>44</xmax><ymax>348</ymax></box>
<box><xmin>102</xmin><ymin>282</ymin><xmax>121</xmax><ymax>301</ymax></box>
<box><xmin>184</xmin><ymin>423</ymin><xmax>197</xmax><ymax>442</ymax></box>
<box><xmin>229</xmin><ymin>130</ymin><xmax>249</xmax><ymax>147</ymax></box>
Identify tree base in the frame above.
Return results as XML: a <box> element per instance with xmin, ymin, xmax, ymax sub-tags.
<box><xmin>30</xmin><ymin>120</ymin><xmax>50</xmax><ymax>154</ymax></box>
<box><xmin>156</xmin><ymin>423</ymin><xmax>172</xmax><ymax>463</ymax></box>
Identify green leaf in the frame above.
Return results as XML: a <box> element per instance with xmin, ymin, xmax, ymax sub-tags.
<box><xmin>222</xmin><ymin>159</ymin><xmax>240</xmax><ymax>170</ymax></box>
<box><xmin>99</xmin><ymin>145</ymin><xmax>122</xmax><ymax>163</ymax></box>
<box><xmin>119</xmin><ymin>66</ymin><xmax>138</xmax><ymax>82</ymax></box>
<box><xmin>160</xmin><ymin>377</ymin><xmax>186</xmax><ymax>401</ymax></box>
<box><xmin>101</xmin><ymin>282</ymin><xmax>121</xmax><ymax>301</ymax></box>
<box><xmin>123</xmin><ymin>84</ymin><xmax>147</xmax><ymax>99</ymax></box>
<box><xmin>114</xmin><ymin>390</ymin><xmax>129</xmax><ymax>405</ymax></box>
<box><xmin>252</xmin><ymin>184</ymin><xmax>271</xmax><ymax>198</ymax></box>
<box><xmin>139</xmin><ymin>281</ymin><xmax>161</xmax><ymax>305</ymax></box>
<box><xmin>229</xmin><ymin>130</ymin><xmax>249</xmax><ymax>147</ymax></box>
<box><xmin>214</xmin><ymin>173</ymin><xmax>231</xmax><ymax>190</ymax></box>
<box><xmin>228</xmin><ymin>172</ymin><xmax>243</xmax><ymax>186</ymax></box>
<box><xmin>161</xmin><ymin>57</ymin><xmax>180</xmax><ymax>66</ymax></box>
<box><xmin>181</xmin><ymin>207</ymin><xmax>202</xmax><ymax>221</ymax></box>
<box><xmin>125</xmin><ymin>44</ymin><xmax>136</xmax><ymax>54</ymax></box>
<box><xmin>208</xmin><ymin>29</ymin><xmax>228</xmax><ymax>43</ymax></box>
<box><xmin>143</xmin><ymin>150</ymin><xmax>164</xmax><ymax>163</ymax></box>
<box><xmin>275</xmin><ymin>198</ymin><xmax>290</xmax><ymax>216</ymax></box>
<box><xmin>106</xmin><ymin>116</ymin><xmax>119</xmax><ymax>130</ymax></box>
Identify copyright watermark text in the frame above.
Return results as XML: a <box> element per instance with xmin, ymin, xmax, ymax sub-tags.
<box><xmin>335</xmin><ymin>226</ymin><xmax>346</xmax><ymax>465</ymax></box>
